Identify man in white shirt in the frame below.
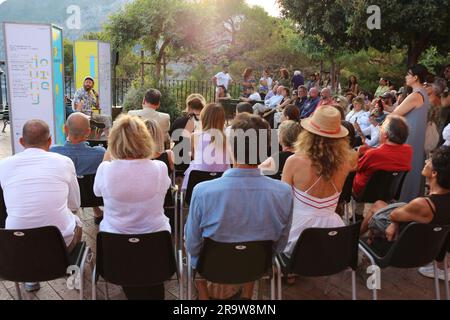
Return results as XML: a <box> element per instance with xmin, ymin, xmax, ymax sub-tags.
<box><xmin>239</xmin><ymin>86</ymin><xmax>261</xmax><ymax>103</ymax></box>
<box><xmin>0</xmin><ymin>120</ymin><xmax>82</xmax><ymax>292</ymax></box>
<box><xmin>212</xmin><ymin>64</ymin><xmax>233</xmax><ymax>90</ymax></box>
<box><xmin>128</xmin><ymin>88</ymin><xmax>171</xmax><ymax>145</ymax></box>
<box><xmin>253</xmin><ymin>86</ymin><xmax>284</xmax><ymax>114</ymax></box>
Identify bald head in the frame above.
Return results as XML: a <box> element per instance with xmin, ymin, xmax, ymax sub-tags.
<box><xmin>21</xmin><ymin>120</ymin><xmax>51</xmax><ymax>149</ymax></box>
<box><xmin>66</xmin><ymin>112</ymin><xmax>91</xmax><ymax>142</ymax></box>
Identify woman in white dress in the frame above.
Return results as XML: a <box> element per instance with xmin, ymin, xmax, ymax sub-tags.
<box><xmin>282</xmin><ymin>106</ymin><xmax>358</xmax><ymax>257</ymax></box>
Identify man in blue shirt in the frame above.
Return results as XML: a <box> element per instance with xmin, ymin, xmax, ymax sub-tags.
<box><xmin>253</xmin><ymin>86</ymin><xmax>285</xmax><ymax>115</ymax></box>
<box><xmin>300</xmin><ymin>87</ymin><xmax>320</xmax><ymax>119</ymax></box>
<box><xmin>185</xmin><ymin>113</ymin><xmax>293</xmax><ymax>300</ymax></box>
<box><xmin>50</xmin><ymin>112</ymin><xmax>105</xmax><ymax>224</ymax></box>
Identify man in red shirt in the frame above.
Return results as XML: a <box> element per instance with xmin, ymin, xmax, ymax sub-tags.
<box><xmin>353</xmin><ymin>114</ymin><xmax>413</xmax><ymax>200</ymax></box>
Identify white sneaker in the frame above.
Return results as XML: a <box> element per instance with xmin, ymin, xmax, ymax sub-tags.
<box><xmin>418</xmin><ymin>263</ymin><xmax>450</xmax><ymax>281</ymax></box>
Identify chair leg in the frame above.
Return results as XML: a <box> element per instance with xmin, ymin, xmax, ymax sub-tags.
<box><xmin>92</xmin><ymin>265</ymin><xmax>97</xmax><ymax>300</ymax></box>
<box><xmin>433</xmin><ymin>261</ymin><xmax>441</xmax><ymax>300</ymax></box>
<box><xmin>78</xmin><ymin>246</ymin><xmax>90</xmax><ymax>300</ymax></box>
<box><xmin>257</xmin><ymin>279</ymin><xmax>263</xmax><ymax>300</ymax></box>
<box><xmin>177</xmin><ymin>249</ymin><xmax>184</xmax><ymax>300</ymax></box>
<box><xmin>275</xmin><ymin>257</ymin><xmax>282</xmax><ymax>300</ymax></box>
<box><xmin>351</xmin><ymin>270</ymin><xmax>357</xmax><ymax>300</ymax></box>
<box><xmin>174</xmin><ymin>190</ymin><xmax>179</xmax><ymax>254</ymax></box>
<box><xmin>344</xmin><ymin>202</ymin><xmax>349</xmax><ymax>225</ymax></box>
<box><xmin>358</xmin><ymin>244</ymin><xmax>378</xmax><ymax>300</ymax></box>
<box><xmin>270</xmin><ymin>270</ymin><xmax>275</xmax><ymax>300</ymax></box>
<box><xmin>351</xmin><ymin>199</ymin><xmax>356</xmax><ymax>224</ymax></box>
<box><xmin>187</xmin><ymin>253</ymin><xmax>192</xmax><ymax>300</ymax></box>
<box><xmin>444</xmin><ymin>254</ymin><xmax>449</xmax><ymax>301</ymax></box>
<box><xmin>15</xmin><ymin>282</ymin><xmax>22</xmax><ymax>300</ymax></box>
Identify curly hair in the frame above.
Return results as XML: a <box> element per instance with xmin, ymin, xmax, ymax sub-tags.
<box><xmin>295</xmin><ymin>130</ymin><xmax>353</xmax><ymax>180</ymax></box>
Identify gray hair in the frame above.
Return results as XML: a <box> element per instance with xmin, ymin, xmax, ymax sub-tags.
<box><xmin>432</xmin><ymin>77</ymin><xmax>447</xmax><ymax>96</ymax></box>
<box><xmin>382</xmin><ymin>115</ymin><xmax>409</xmax><ymax>145</ymax></box>
<box><xmin>294</xmin><ymin>70</ymin><xmax>301</xmax><ymax>76</ymax></box>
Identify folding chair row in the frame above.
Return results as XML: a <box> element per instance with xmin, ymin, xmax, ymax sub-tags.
<box><xmin>339</xmin><ymin>170</ymin><xmax>408</xmax><ymax>224</ymax></box>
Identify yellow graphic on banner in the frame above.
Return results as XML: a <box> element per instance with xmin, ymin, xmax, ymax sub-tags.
<box><xmin>74</xmin><ymin>41</ymin><xmax>98</xmax><ymax>92</ymax></box>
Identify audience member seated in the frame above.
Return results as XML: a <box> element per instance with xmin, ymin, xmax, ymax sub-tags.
<box><xmin>170</xmin><ymin>94</ymin><xmax>206</xmax><ymax>174</ymax></box>
<box><xmin>300</xmin><ymin>87</ymin><xmax>320</xmax><ymax>119</ymax></box>
<box><xmin>259</xmin><ymin>120</ymin><xmax>301</xmax><ymax>177</ymax></box>
<box><xmin>94</xmin><ymin>115</ymin><xmax>171</xmax><ymax>300</ymax></box>
<box><xmin>216</xmin><ymin>85</ymin><xmax>232</xmax><ymax>102</ymax></box>
<box><xmin>294</xmin><ymin>85</ymin><xmax>308</xmax><ymax>112</ymax></box>
<box><xmin>253</xmin><ymin>85</ymin><xmax>284</xmax><ymax>115</ymax></box>
<box><xmin>239</xmin><ymin>86</ymin><xmax>261</xmax><ymax>103</ymax></box>
<box><xmin>282</xmin><ymin>106</ymin><xmax>357</xmax><ymax>259</ymax></box>
<box><xmin>374</xmin><ymin>77</ymin><xmax>390</xmax><ymax>98</ymax></box>
<box><xmin>50</xmin><ymin>112</ymin><xmax>105</xmax><ymax>224</ymax></box>
<box><xmin>360</xmin><ymin>146</ymin><xmax>450</xmax><ymax>279</ymax></box>
<box><xmin>128</xmin><ymin>88</ymin><xmax>171</xmax><ymax>146</ymax></box>
<box><xmin>352</xmin><ymin>115</ymin><xmax>413</xmax><ymax>220</ymax></box>
<box><xmin>185</xmin><ymin>113</ymin><xmax>293</xmax><ymax>300</ymax></box>
<box><xmin>317</xmin><ymin>88</ymin><xmax>333</xmax><ymax>107</ymax></box>
<box><xmin>181</xmin><ymin>103</ymin><xmax>231</xmax><ymax>191</ymax></box>
<box><xmin>144</xmin><ymin>119</ymin><xmax>175</xmax><ymax>174</ymax></box>
<box><xmin>354</xmin><ymin>111</ymin><xmax>381</xmax><ymax>150</ymax></box>
<box><xmin>225</xmin><ymin>102</ymin><xmax>253</xmax><ymax>137</ymax></box>
<box><xmin>0</xmin><ymin>120</ymin><xmax>82</xmax><ymax>292</ymax></box>
<box><xmin>280</xmin><ymin>104</ymin><xmax>300</xmax><ymax>123</ymax></box>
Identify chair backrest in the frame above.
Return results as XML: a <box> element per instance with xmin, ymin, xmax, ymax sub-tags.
<box><xmin>357</xmin><ymin>170</ymin><xmax>408</xmax><ymax>203</ymax></box>
<box><xmin>196</xmin><ymin>238</ymin><xmax>273</xmax><ymax>284</ymax></box>
<box><xmin>0</xmin><ymin>186</ymin><xmax>6</xmax><ymax>228</ymax></box>
<box><xmin>0</xmin><ymin>226</ymin><xmax>70</xmax><ymax>282</ymax></box>
<box><xmin>77</xmin><ymin>174</ymin><xmax>104</xmax><ymax>208</ymax></box>
<box><xmin>96</xmin><ymin>231</ymin><xmax>176</xmax><ymax>286</ymax></box>
<box><xmin>290</xmin><ymin>222</ymin><xmax>361</xmax><ymax>277</ymax></box>
<box><xmin>339</xmin><ymin>171</ymin><xmax>356</xmax><ymax>203</ymax></box>
<box><xmin>385</xmin><ymin>223</ymin><xmax>450</xmax><ymax>268</ymax></box>
<box><xmin>184</xmin><ymin>170</ymin><xmax>223</xmax><ymax>204</ymax></box>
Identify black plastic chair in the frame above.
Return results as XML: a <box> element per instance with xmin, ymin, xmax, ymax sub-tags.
<box><xmin>187</xmin><ymin>238</ymin><xmax>281</xmax><ymax>300</ymax></box>
<box><xmin>286</xmin><ymin>222</ymin><xmax>361</xmax><ymax>300</ymax></box>
<box><xmin>92</xmin><ymin>230</ymin><xmax>181</xmax><ymax>300</ymax></box>
<box><xmin>353</xmin><ymin>170</ymin><xmax>408</xmax><ymax>203</ymax></box>
<box><xmin>77</xmin><ymin>174</ymin><xmax>104</xmax><ymax>208</ymax></box>
<box><xmin>359</xmin><ymin>222</ymin><xmax>450</xmax><ymax>300</ymax></box>
<box><xmin>0</xmin><ymin>226</ymin><xmax>91</xmax><ymax>300</ymax></box>
<box><xmin>338</xmin><ymin>171</ymin><xmax>356</xmax><ymax>224</ymax></box>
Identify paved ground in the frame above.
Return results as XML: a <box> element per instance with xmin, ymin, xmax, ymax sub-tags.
<box><xmin>0</xmin><ymin>125</ymin><xmax>448</xmax><ymax>300</ymax></box>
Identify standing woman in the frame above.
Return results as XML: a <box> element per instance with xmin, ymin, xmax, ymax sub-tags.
<box><xmin>392</xmin><ymin>64</ymin><xmax>430</xmax><ymax>202</ymax></box>
<box><xmin>348</xmin><ymin>75</ymin><xmax>359</xmax><ymax>96</ymax></box>
<box><xmin>94</xmin><ymin>115</ymin><xmax>171</xmax><ymax>299</ymax></box>
<box><xmin>241</xmin><ymin>68</ymin><xmax>256</xmax><ymax>98</ymax></box>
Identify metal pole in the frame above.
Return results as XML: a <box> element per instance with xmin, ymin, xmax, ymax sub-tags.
<box><xmin>140</xmin><ymin>50</ymin><xmax>145</xmax><ymax>86</ymax></box>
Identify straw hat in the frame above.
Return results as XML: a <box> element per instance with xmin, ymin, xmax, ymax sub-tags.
<box><xmin>300</xmin><ymin>106</ymin><xmax>349</xmax><ymax>138</ymax></box>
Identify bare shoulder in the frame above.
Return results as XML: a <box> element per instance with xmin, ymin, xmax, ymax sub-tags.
<box><xmin>285</xmin><ymin>153</ymin><xmax>309</xmax><ymax>169</ymax></box>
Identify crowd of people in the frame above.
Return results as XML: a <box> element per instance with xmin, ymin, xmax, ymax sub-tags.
<box><xmin>0</xmin><ymin>63</ymin><xmax>450</xmax><ymax>299</ymax></box>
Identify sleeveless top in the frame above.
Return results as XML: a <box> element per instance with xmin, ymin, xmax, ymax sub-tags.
<box><xmin>284</xmin><ymin>176</ymin><xmax>345</xmax><ymax>257</ymax></box>
<box><xmin>399</xmin><ymin>87</ymin><xmax>430</xmax><ymax>202</ymax></box>
<box><xmin>425</xmin><ymin>193</ymin><xmax>450</xmax><ymax>225</ymax></box>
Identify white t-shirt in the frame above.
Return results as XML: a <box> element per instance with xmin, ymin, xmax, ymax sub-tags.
<box><xmin>248</xmin><ymin>92</ymin><xmax>262</xmax><ymax>101</ymax></box>
<box><xmin>0</xmin><ymin>148</ymin><xmax>81</xmax><ymax>246</ymax></box>
<box><xmin>94</xmin><ymin>159</ymin><xmax>171</xmax><ymax>234</ymax></box>
<box><xmin>214</xmin><ymin>72</ymin><xmax>232</xmax><ymax>89</ymax></box>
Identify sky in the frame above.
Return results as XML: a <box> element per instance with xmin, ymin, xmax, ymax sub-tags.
<box><xmin>245</xmin><ymin>0</ymin><xmax>281</xmax><ymax>17</ymax></box>
<box><xmin>0</xmin><ymin>0</ymin><xmax>5</xmax><ymax>5</ymax></box>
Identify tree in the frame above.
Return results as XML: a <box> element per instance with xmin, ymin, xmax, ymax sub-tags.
<box><xmin>104</xmin><ymin>0</ymin><xmax>208</xmax><ymax>84</ymax></box>
<box><xmin>279</xmin><ymin>0</ymin><xmax>450</xmax><ymax>68</ymax></box>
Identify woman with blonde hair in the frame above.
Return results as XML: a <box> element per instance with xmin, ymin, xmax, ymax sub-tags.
<box><xmin>282</xmin><ymin>106</ymin><xmax>357</xmax><ymax>257</ymax></box>
<box><xmin>181</xmin><ymin>103</ymin><xmax>231</xmax><ymax>190</ymax></box>
<box><xmin>94</xmin><ymin>114</ymin><xmax>171</xmax><ymax>299</ymax></box>
<box><xmin>144</xmin><ymin>118</ymin><xmax>175</xmax><ymax>174</ymax></box>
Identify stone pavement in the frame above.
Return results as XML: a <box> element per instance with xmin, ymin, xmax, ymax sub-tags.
<box><xmin>0</xmin><ymin>125</ymin><xmax>448</xmax><ymax>300</ymax></box>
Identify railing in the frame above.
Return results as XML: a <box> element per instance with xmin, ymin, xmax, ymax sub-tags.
<box><xmin>0</xmin><ymin>76</ymin><xmax>245</xmax><ymax>111</ymax></box>
<box><xmin>159</xmin><ymin>79</ymin><xmax>242</xmax><ymax>108</ymax></box>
